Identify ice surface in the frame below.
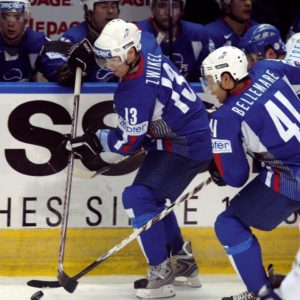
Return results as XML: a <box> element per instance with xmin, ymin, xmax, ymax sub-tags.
<box><xmin>0</xmin><ymin>275</ymin><xmax>246</xmax><ymax>300</ymax></box>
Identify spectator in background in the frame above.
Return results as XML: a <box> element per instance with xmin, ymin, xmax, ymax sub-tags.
<box><xmin>57</xmin><ymin>0</ymin><xmax>120</xmax><ymax>86</ymax></box>
<box><xmin>138</xmin><ymin>0</ymin><xmax>214</xmax><ymax>82</ymax></box>
<box><xmin>0</xmin><ymin>0</ymin><xmax>65</xmax><ymax>82</ymax></box>
<box><xmin>205</xmin><ymin>0</ymin><xmax>257</xmax><ymax>49</ymax></box>
<box><xmin>239</xmin><ymin>23</ymin><xmax>286</xmax><ymax>68</ymax></box>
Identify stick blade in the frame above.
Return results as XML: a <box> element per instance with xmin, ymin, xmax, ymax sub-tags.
<box><xmin>27</xmin><ymin>279</ymin><xmax>61</xmax><ymax>288</ymax></box>
<box><xmin>58</xmin><ymin>270</ymin><xmax>78</xmax><ymax>293</ymax></box>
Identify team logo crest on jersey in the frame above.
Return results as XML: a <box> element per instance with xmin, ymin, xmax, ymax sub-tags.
<box><xmin>3</xmin><ymin>68</ymin><xmax>23</xmax><ymax>81</ymax></box>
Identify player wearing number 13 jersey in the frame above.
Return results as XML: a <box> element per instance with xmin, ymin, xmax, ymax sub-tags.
<box><xmin>93</xmin><ymin>22</ymin><xmax>211</xmax><ymax>162</ymax></box>
<box><xmin>201</xmin><ymin>46</ymin><xmax>300</xmax><ymax>300</ymax></box>
<box><xmin>90</xmin><ymin>19</ymin><xmax>212</xmax><ymax>298</ymax></box>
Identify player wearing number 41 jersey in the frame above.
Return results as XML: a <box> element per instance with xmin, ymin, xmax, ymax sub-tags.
<box><xmin>66</xmin><ymin>19</ymin><xmax>212</xmax><ymax>299</ymax></box>
<box><xmin>201</xmin><ymin>46</ymin><xmax>300</xmax><ymax>300</ymax></box>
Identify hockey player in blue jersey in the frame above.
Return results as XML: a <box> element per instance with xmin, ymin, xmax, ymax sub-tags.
<box><xmin>238</xmin><ymin>23</ymin><xmax>300</xmax><ymax>300</ymax></box>
<box><xmin>239</xmin><ymin>24</ymin><xmax>286</xmax><ymax>68</ymax></box>
<box><xmin>201</xmin><ymin>46</ymin><xmax>300</xmax><ymax>300</ymax></box>
<box><xmin>205</xmin><ymin>0</ymin><xmax>257</xmax><ymax>49</ymax></box>
<box><xmin>65</xmin><ymin>19</ymin><xmax>212</xmax><ymax>298</ymax></box>
<box><xmin>57</xmin><ymin>0</ymin><xmax>120</xmax><ymax>86</ymax></box>
<box><xmin>138</xmin><ymin>0</ymin><xmax>214</xmax><ymax>82</ymax></box>
<box><xmin>237</xmin><ymin>23</ymin><xmax>300</xmax><ymax>300</ymax></box>
<box><xmin>0</xmin><ymin>0</ymin><xmax>65</xmax><ymax>82</ymax></box>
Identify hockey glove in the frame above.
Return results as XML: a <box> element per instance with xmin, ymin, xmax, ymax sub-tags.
<box><xmin>68</xmin><ymin>38</ymin><xmax>95</xmax><ymax>73</ymax></box>
<box><xmin>208</xmin><ymin>159</ymin><xmax>226</xmax><ymax>186</ymax></box>
<box><xmin>57</xmin><ymin>63</ymin><xmax>76</xmax><ymax>87</ymax></box>
<box><xmin>66</xmin><ymin>130</ymin><xmax>104</xmax><ymax>171</ymax></box>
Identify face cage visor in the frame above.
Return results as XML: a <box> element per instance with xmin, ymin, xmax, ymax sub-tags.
<box><xmin>200</xmin><ymin>74</ymin><xmax>221</xmax><ymax>94</ymax></box>
<box><xmin>95</xmin><ymin>54</ymin><xmax>124</xmax><ymax>71</ymax></box>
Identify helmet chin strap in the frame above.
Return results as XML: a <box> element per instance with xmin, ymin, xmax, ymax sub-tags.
<box><xmin>220</xmin><ymin>85</ymin><xmax>232</xmax><ymax>97</ymax></box>
<box><xmin>125</xmin><ymin>51</ymin><xmax>140</xmax><ymax>74</ymax></box>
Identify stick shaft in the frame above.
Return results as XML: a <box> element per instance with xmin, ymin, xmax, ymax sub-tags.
<box><xmin>168</xmin><ymin>0</ymin><xmax>174</xmax><ymax>60</ymax></box>
<box><xmin>58</xmin><ymin>67</ymin><xmax>82</xmax><ymax>271</ymax></box>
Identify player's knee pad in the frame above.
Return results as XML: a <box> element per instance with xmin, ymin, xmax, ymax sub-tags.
<box><xmin>214</xmin><ymin>211</ymin><xmax>253</xmax><ymax>248</ymax></box>
<box><xmin>122</xmin><ymin>184</ymin><xmax>163</xmax><ymax>229</ymax></box>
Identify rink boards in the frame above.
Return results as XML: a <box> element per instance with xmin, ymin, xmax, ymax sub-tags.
<box><xmin>0</xmin><ymin>82</ymin><xmax>298</xmax><ymax>276</ymax></box>
<box><xmin>1</xmin><ymin>227</ymin><xmax>299</xmax><ymax>276</ymax></box>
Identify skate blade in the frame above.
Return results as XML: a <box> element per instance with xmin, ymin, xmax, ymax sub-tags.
<box><xmin>135</xmin><ymin>284</ymin><xmax>176</xmax><ymax>299</ymax></box>
<box><xmin>174</xmin><ymin>276</ymin><xmax>202</xmax><ymax>288</ymax></box>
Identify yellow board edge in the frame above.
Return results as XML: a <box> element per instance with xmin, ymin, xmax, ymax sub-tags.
<box><xmin>0</xmin><ymin>227</ymin><xmax>298</xmax><ymax>276</ymax></box>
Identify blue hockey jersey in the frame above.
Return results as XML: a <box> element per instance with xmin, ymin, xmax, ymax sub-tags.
<box><xmin>205</xmin><ymin>18</ymin><xmax>257</xmax><ymax>49</ymax></box>
<box><xmin>103</xmin><ymin>31</ymin><xmax>212</xmax><ymax>162</ymax></box>
<box><xmin>138</xmin><ymin>19</ymin><xmax>214</xmax><ymax>82</ymax></box>
<box><xmin>210</xmin><ymin>59</ymin><xmax>300</xmax><ymax>201</ymax></box>
<box><xmin>59</xmin><ymin>22</ymin><xmax>116</xmax><ymax>82</ymax></box>
<box><xmin>0</xmin><ymin>28</ymin><xmax>64</xmax><ymax>82</ymax></box>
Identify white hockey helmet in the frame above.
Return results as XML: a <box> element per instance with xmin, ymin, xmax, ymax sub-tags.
<box><xmin>150</xmin><ymin>0</ymin><xmax>186</xmax><ymax>9</ymax></box>
<box><xmin>93</xmin><ymin>19</ymin><xmax>141</xmax><ymax>64</ymax></box>
<box><xmin>0</xmin><ymin>0</ymin><xmax>30</xmax><ymax>20</ymax></box>
<box><xmin>81</xmin><ymin>0</ymin><xmax>120</xmax><ymax>12</ymax></box>
<box><xmin>201</xmin><ymin>46</ymin><xmax>248</xmax><ymax>85</ymax></box>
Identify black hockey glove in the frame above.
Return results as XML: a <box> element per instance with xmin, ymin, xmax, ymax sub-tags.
<box><xmin>57</xmin><ymin>63</ymin><xmax>76</xmax><ymax>87</ymax></box>
<box><xmin>66</xmin><ymin>130</ymin><xmax>104</xmax><ymax>171</ymax></box>
<box><xmin>208</xmin><ymin>160</ymin><xmax>226</xmax><ymax>186</ymax></box>
<box><xmin>68</xmin><ymin>38</ymin><xmax>95</xmax><ymax>73</ymax></box>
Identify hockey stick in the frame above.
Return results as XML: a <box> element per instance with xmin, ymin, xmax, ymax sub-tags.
<box><xmin>56</xmin><ymin>66</ymin><xmax>82</xmax><ymax>288</ymax></box>
<box><xmin>74</xmin><ymin>149</ymin><xmax>146</xmax><ymax>179</ymax></box>
<box><xmin>27</xmin><ymin>176</ymin><xmax>212</xmax><ymax>292</ymax></box>
<box><xmin>90</xmin><ymin>149</ymin><xmax>145</xmax><ymax>177</ymax></box>
<box><xmin>168</xmin><ymin>0</ymin><xmax>174</xmax><ymax>62</ymax></box>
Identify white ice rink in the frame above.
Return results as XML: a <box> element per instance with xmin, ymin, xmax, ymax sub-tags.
<box><xmin>0</xmin><ymin>275</ymin><xmax>246</xmax><ymax>300</ymax></box>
